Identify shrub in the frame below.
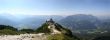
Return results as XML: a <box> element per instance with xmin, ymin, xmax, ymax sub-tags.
<box><xmin>19</xmin><ymin>29</ymin><xmax>35</xmax><ymax>33</ymax></box>
<box><xmin>47</xmin><ymin>34</ymin><xmax>80</xmax><ymax>40</ymax></box>
<box><xmin>35</xmin><ymin>23</ymin><xmax>51</xmax><ymax>33</ymax></box>
<box><xmin>0</xmin><ymin>25</ymin><xmax>18</xmax><ymax>31</ymax></box>
<box><xmin>0</xmin><ymin>29</ymin><xmax>19</xmax><ymax>35</ymax></box>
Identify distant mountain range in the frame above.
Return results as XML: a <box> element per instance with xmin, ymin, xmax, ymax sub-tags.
<box><xmin>0</xmin><ymin>13</ymin><xmax>110</xmax><ymax>32</ymax></box>
<box><xmin>0</xmin><ymin>13</ymin><xmax>64</xmax><ymax>29</ymax></box>
<box><xmin>58</xmin><ymin>14</ymin><xmax>101</xmax><ymax>30</ymax></box>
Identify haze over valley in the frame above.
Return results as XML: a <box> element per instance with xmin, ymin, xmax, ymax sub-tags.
<box><xmin>0</xmin><ymin>0</ymin><xmax>110</xmax><ymax>40</ymax></box>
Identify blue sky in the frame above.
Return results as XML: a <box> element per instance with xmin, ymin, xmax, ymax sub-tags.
<box><xmin>0</xmin><ymin>0</ymin><xmax>109</xmax><ymax>16</ymax></box>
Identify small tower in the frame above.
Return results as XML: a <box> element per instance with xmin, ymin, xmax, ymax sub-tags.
<box><xmin>49</xmin><ymin>18</ymin><xmax>54</xmax><ymax>23</ymax></box>
<box><xmin>46</xmin><ymin>18</ymin><xmax>55</xmax><ymax>25</ymax></box>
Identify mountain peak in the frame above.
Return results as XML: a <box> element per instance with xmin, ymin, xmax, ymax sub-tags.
<box><xmin>36</xmin><ymin>18</ymin><xmax>62</xmax><ymax>34</ymax></box>
<box><xmin>46</xmin><ymin>18</ymin><xmax>55</xmax><ymax>25</ymax></box>
<box><xmin>35</xmin><ymin>19</ymin><xmax>80</xmax><ymax>40</ymax></box>
<box><xmin>36</xmin><ymin>18</ymin><xmax>73</xmax><ymax>35</ymax></box>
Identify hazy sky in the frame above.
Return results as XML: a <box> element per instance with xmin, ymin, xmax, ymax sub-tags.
<box><xmin>0</xmin><ymin>0</ymin><xmax>109</xmax><ymax>16</ymax></box>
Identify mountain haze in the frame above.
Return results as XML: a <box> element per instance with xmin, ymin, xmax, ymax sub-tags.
<box><xmin>0</xmin><ymin>13</ymin><xmax>64</xmax><ymax>29</ymax></box>
<box><xmin>59</xmin><ymin>14</ymin><xmax>100</xmax><ymax>30</ymax></box>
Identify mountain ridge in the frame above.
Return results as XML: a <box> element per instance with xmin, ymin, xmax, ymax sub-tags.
<box><xmin>35</xmin><ymin>18</ymin><xmax>80</xmax><ymax>40</ymax></box>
